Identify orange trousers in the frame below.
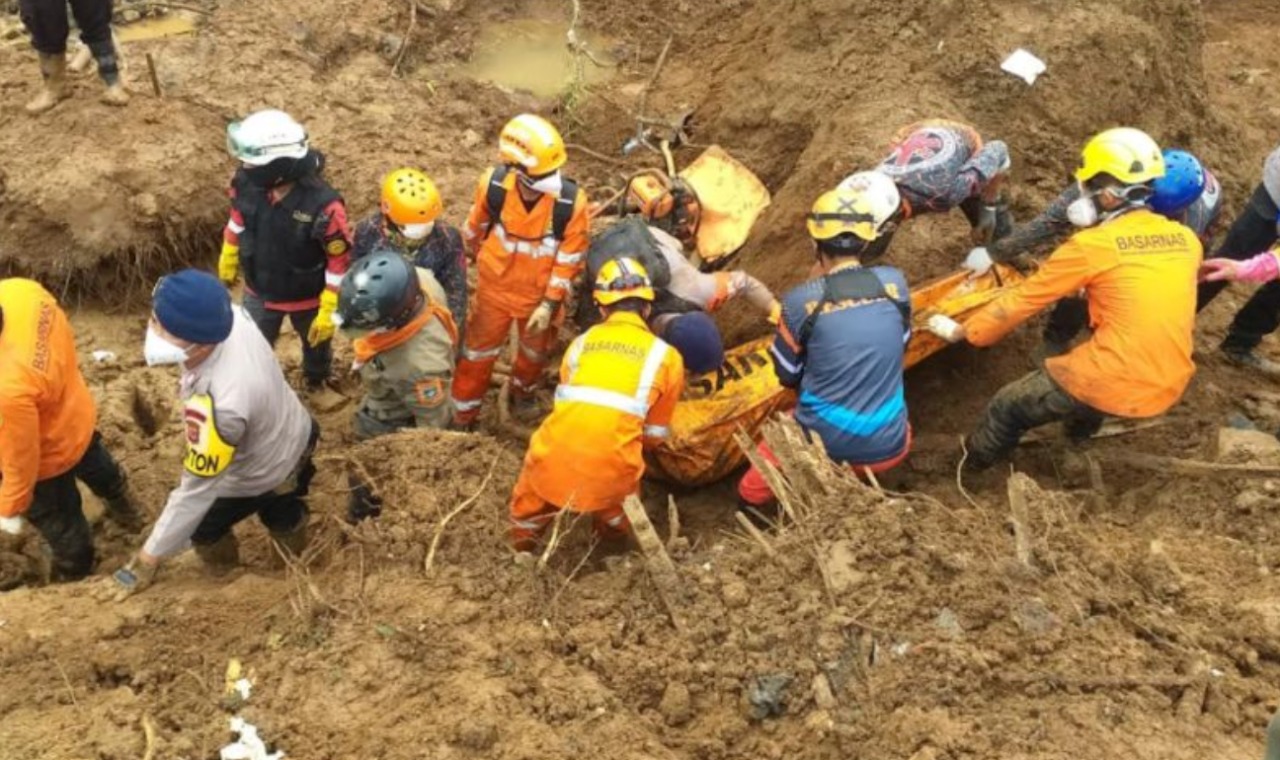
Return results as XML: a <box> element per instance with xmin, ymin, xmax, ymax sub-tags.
<box><xmin>452</xmin><ymin>298</ymin><xmax>562</xmax><ymax>425</ymax></box>
<box><xmin>509</xmin><ymin>468</ymin><xmax>630</xmax><ymax>552</ymax></box>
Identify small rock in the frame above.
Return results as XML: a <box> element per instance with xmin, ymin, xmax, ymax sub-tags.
<box><xmin>1217</xmin><ymin>427</ymin><xmax>1280</xmax><ymax>465</ymax></box>
<box><xmin>120</xmin><ymin>8</ymin><xmax>140</xmax><ymax>23</ymax></box>
<box><xmin>804</xmin><ymin>709</ymin><xmax>834</xmax><ymax>736</ymax></box>
<box><xmin>378</xmin><ymin>33</ymin><xmax>403</xmax><ymax>60</ymax></box>
<box><xmin>933</xmin><ymin>608</ymin><xmax>962</xmax><ymax>640</ymax></box>
<box><xmin>748</xmin><ymin>673</ymin><xmax>793</xmax><ymax>720</ymax></box>
<box><xmin>130</xmin><ymin>193</ymin><xmax>158</xmax><ymax>218</ymax></box>
<box><xmin>811</xmin><ymin>673</ymin><xmax>837</xmax><ymax>710</ymax></box>
<box><xmin>460</xmin><ymin>129</ymin><xmax>482</xmax><ymax>148</ymax></box>
<box><xmin>720</xmin><ymin>579</ymin><xmax>749</xmax><ymax>609</ymax></box>
<box><xmin>1013</xmin><ymin>597</ymin><xmax>1059</xmax><ymax>637</ymax></box>
<box><xmin>452</xmin><ymin>718</ymin><xmax>498</xmax><ymax>750</ymax></box>
<box><xmin>658</xmin><ymin>682</ymin><xmax>692</xmax><ymax>726</ymax></box>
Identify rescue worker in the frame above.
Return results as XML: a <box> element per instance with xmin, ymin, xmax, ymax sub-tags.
<box><xmin>217</xmin><ymin>109</ymin><xmax>353</xmax><ymax>390</ymax></box>
<box><xmin>864</xmin><ymin>118</ymin><xmax>1012</xmax><ymax>249</ymax></box>
<box><xmin>109</xmin><ymin>270</ymin><xmax>319</xmax><ymax>598</ymax></box>
<box><xmin>738</xmin><ymin>176</ymin><xmax>912</xmax><ymax>517</ymax></box>
<box><xmin>18</xmin><ymin>0</ymin><xmax>128</xmax><ymax>112</ymax></box>
<box><xmin>451</xmin><ymin>114</ymin><xmax>590</xmax><ymax>426</ymax></box>
<box><xmin>584</xmin><ymin>218</ymin><xmax>779</xmax><ymax>373</ymax></box>
<box><xmin>1197</xmin><ymin>143</ymin><xmax>1280</xmax><ymax>376</ymax></box>
<box><xmin>509</xmin><ymin>258</ymin><xmax>684</xmax><ymax>552</ymax></box>
<box><xmin>336</xmin><ymin>251</ymin><xmax>458</xmax><ymax>522</ymax></box>
<box><xmin>351</xmin><ymin>168</ymin><xmax>468</xmax><ymax>334</ymax></box>
<box><xmin>926</xmin><ymin>128</ymin><xmax>1202</xmax><ymax>468</ymax></box>
<box><xmin>0</xmin><ymin>278</ymin><xmax>140</xmax><ymax>582</ymax></box>
<box><xmin>964</xmin><ymin>148</ymin><xmax>1221</xmax><ymax>357</ymax></box>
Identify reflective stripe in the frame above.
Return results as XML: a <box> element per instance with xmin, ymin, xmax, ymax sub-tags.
<box><xmin>324</xmin><ymin>271</ymin><xmax>344</xmax><ymax>288</ymax></box>
<box><xmin>452</xmin><ymin>397</ymin><xmax>482</xmax><ymax>411</ymax></box>
<box><xmin>602</xmin><ymin>514</ymin><xmax>626</xmax><ymax>528</ymax></box>
<box><xmin>227</xmin><ymin>220</ymin><xmax>245</xmax><ymax>234</ymax></box>
<box><xmin>548</xmin><ymin>276</ymin><xmax>572</xmax><ymax>291</ymax></box>
<box><xmin>518</xmin><ymin>342</ymin><xmax>545</xmax><ymax>362</ymax></box>
<box><xmin>799</xmin><ymin>386</ymin><xmax>906</xmax><ymax>437</ymax></box>
<box><xmin>491</xmin><ymin>225</ymin><xmax>558</xmax><ymax>259</ymax></box>
<box><xmin>563</xmin><ymin>336</ymin><xmax>587</xmax><ymax>380</ymax></box>
<box><xmin>512</xmin><ymin>515</ymin><xmax>555</xmax><ymax>529</ymax></box>
<box><xmin>555</xmin><ymin>252</ymin><xmax>583</xmax><ymax>265</ymax></box>
<box><xmin>462</xmin><ymin>345</ymin><xmax>503</xmax><ymax>361</ymax></box>
<box><xmin>643</xmin><ymin>425</ymin><xmax>670</xmax><ymax>439</ymax></box>
<box><xmin>555</xmin><ymin>386</ymin><xmax>648</xmax><ymax>417</ymax></box>
<box><xmin>634</xmin><ymin>342</ymin><xmax>670</xmax><ymax>404</ymax></box>
<box><xmin>769</xmin><ymin>343</ymin><xmax>803</xmax><ymax>375</ymax></box>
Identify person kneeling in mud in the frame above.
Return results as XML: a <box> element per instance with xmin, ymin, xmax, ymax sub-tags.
<box><xmin>108</xmin><ymin>270</ymin><xmax>319</xmax><ymax>599</ymax></box>
<box><xmin>509</xmin><ymin>258</ymin><xmax>684</xmax><ymax>554</ymax></box>
<box><xmin>337</xmin><ymin>251</ymin><xmax>458</xmax><ymax>523</ymax></box>
<box><xmin>738</xmin><ymin>176</ymin><xmax>913</xmax><ymax>523</ymax></box>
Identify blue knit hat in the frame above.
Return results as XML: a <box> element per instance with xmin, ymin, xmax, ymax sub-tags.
<box><xmin>662</xmin><ymin>312</ymin><xmax>724</xmax><ymax>374</ymax></box>
<box><xmin>152</xmin><ymin>269</ymin><xmax>233</xmax><ymax>344</ymax></box>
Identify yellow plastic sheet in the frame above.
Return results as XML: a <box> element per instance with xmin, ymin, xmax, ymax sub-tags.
<box><xmin>647</xmin><ymin>264</ymin><xmax>1025</xmax><ymax>485</ymax></box>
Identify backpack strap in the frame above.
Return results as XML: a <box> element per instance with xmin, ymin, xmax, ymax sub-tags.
<box><xmin>551</xmin><ymin>177</ymin><xmax>579</xmax><ymax>244</ymax></box>
<box><xmin>482</xmin><ymin>164</ymin><xmax>510</xmax><ymax>241</ymax></box>
<box><xmin>794</xmin><ymin>268</ymin><xmax>909</xmax><ymax>355</ymax></box>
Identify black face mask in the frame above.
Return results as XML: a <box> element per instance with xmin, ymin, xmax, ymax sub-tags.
<box><xmin>242</xmin><ymin>151</ymin><xmax>320</xmax><ymax>188</ymax></box>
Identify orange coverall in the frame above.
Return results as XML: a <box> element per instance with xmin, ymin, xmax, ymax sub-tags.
<box><xmin>0</xmin><ymin>278</ymin><xmax>97</xmax><ymax>517</ymax></box>
<box><xmin>510</xmin><ymin>311</ymin><xmax>685</xmax><ymax>550</ymax></box>
<box><xmin>452</xmin><ymin>167</ymin><xmax>590</xmax><ymax>423</ymax></box>
<box><xmin>964</xmin><ymin>208</ymin><xmax>1202</xmax><ymax>417</ymax></box>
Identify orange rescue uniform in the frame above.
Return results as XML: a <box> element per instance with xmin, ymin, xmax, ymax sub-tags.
<box><xmin>452</xmin><ymin>167</ymin><xmax>590</xmax><ymax>421</ymax></box>
<box><xmin>0</xmin><ymin>279</ymin><xmax>97</xmax><ymax>517</ymax></box>
<box><xmin>510</xmin><ymin>311</ymin><xmax>684</xmax><ymax>548</ymax></box>
<box><xmin>964</xmin><ymin>208</ymin><xmax>1202</xmax><ymax>417</ymax></box>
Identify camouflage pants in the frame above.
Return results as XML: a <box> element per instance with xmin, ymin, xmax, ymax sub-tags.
<box><xmin>965</xmin><ymin>370</ymin><xmax>1103</xmax><ymax>470</ymax></box>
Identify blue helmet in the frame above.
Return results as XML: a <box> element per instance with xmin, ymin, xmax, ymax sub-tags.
<box><xmin>1149</xmin><ymin>149</ymin><xmax>1206</xmax><ymax>217</ymax></box>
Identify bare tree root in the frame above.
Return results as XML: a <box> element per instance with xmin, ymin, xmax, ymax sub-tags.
<box><xmin>424</xmin><ymin>454</ymin><xmax>501</xmax><ymax>574</ymax></box>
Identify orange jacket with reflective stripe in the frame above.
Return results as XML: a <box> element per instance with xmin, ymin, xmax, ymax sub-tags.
<box><xmin>964</xmin><ymin>208</ymin><xmax>1201</xmax><ymax>417</ymax></box>
<box><xmin>464</xmin><ymin>166</ymin><xmax>589</xmax><ymax>317</ymax></box>
<box><xmin>0</xmin><ymin>279</ymin><xmax>97</xmax><ymax>517</ymax></box>
<box><xmin>522</xmin><ymin>311</ymin><xmax>684</xmax><ymax>511</ymax></box>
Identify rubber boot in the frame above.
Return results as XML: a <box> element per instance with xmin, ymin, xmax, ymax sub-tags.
<box><xmin>194</xmin><ymin>533</ymin><xmax>241</xmax><ymax>574</ymax></box>
<box><xmin>269</xmin><ymin>519</ymin><xmax>309</xmax><ymax>567</ymax></box>
<box><xmin>25</xmin><ymin>54</ymin><xmax>69</xmax><ymax>114</ymax></box>
<box><xmin>89</xmin><ymin>39</ymin><xmax>129</xmax><ymax>107</ymax></box>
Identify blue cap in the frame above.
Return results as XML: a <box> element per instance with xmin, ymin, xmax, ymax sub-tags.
<box><xmin>152</xmin><ymin>269</ymin><xmax>233</xmax><ymax>344</ymax></box>
<box><xmin>662</xmin><ymin>312</ymin><xmax>724</xmax><ymax>374</ymax></box>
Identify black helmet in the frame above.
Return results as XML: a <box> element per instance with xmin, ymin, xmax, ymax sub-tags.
<box><xmin>337</xmin><ymin>250</ymin><xmax>423</xmax><ymax>330</ymax></box>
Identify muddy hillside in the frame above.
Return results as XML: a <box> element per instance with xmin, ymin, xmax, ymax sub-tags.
<box><xmin>2</xmin><ymin>0</ymin><xmax>1280</xmax><ymax>759</ymax></box>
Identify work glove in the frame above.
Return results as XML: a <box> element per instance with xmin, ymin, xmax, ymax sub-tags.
<box><xmin>525</xmin><ymin>300</ymin><xmax>556</xmax><ymax>335</ymax></box>
<box><xmin>1200</xmin><ymin>252</ymin><xmax>1280</xmax><ymax>284</ymax></box>
<box><xmin>962</xmin><ymin>246</ymin><xmax>994</xmax><ymax>278</ymax></box>
<box><xmin>925</xmin><ymin>314</ymin><xmax>967</xmax><ymax>344</ymax></box>
<box><xmin>107</xmin><ymin>555</ymin><xmax>159</xmax><ymax>601</ymax></box>
<box><xmin>767</xmin><ymin>301</ymin><xmax>782</xmax><ymax>326</ymax></box>
<box><xmin>0</xmin><ymin>516</ymin><xmax>24</xmax><ymax>536</ymax></box>
<box><xmin>308</xmin><ymin>289</ymin><xmax>339</xmax><ymax>347</ymax></box>
<box><xmin>217</xmin><ymin>241</ymin><xmax>240</xmax><ymax>286</ymax></box>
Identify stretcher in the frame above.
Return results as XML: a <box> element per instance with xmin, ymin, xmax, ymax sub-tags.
<box><xmin>646</xmin><ymin>264</ymin><xmax>1026</xmax><ymax>486</ymax></box>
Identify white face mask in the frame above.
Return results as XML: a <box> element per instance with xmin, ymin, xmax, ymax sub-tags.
<box><xmin>399</xmin><ymin>221</ymin><xmax>435</xmax><ymax>240</ymax></box>
<box><xmin>521</xmin><ymin>170</ymin><xmax>563</xmax><ymax>195</ymax></box>
<box><xmin>1067</xmin><ymin>195</ymin><xmax>1099</xmax><ymax>228</ymax></box>
<box><xmin>144</xmin><ymin>324</ymin><xmax>191</xmax><ymax>367</ymax></box>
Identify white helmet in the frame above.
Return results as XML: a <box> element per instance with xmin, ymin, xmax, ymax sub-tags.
<box><xmin>226</xmin><ymin>109</ymin><xmax>308</xmax><ymax>166</ymax></box>
<box><xmin>835</xmin><ymin>170</ymin><xmax>902</xmax><ymax>234</ymax></box>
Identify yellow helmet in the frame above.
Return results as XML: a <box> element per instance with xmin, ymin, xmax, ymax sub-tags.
<box><xmin>380</xmin><ymin>168</ymin><xmax>443</xmax><ymax>227</ymax></box>
<box><xmin>1074</xmin><ymin>127</ymin><xmax>1165</xmax><ymax>185</ymax></box>
<box><xmin>499</xmin><ymin>114</ymin><xmax>567</xmax><ymax>176</ymax></box>
<box><xmin>594</xmin><ymin>257</ymin><xmax>655</xmax><ymax>306</ymax></box>
<box><xmin>807</xmin><ymin>177</ymin><xmax>900</xmax><ymax>243</ymax></box>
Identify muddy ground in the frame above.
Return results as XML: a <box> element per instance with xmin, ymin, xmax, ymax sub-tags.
<box><xmin>2</xmin><ymin>0</ymin><xmax>1280</xmax><ymax>758</ymax></box>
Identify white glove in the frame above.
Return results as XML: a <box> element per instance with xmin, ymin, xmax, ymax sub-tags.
<box><xmin>0</xmin><ymin>516</ymin><xmax>24</xmax><ymax>535</ymax></box>
<box><xmin>525</xmin><ymin>302</ymin><xmax>555</xmax><ymax>334</ymax></box>
<box><xmin>926</xmin><ymin>314</ymin><xmax>967</xmax><ymax>344</ymax></box>
<box><xmin>963</xmin><ymin>246</ymin><xmax>994</xmax><ymax>277</ymax></box>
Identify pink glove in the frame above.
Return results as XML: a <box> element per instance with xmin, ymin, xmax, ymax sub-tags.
<box><xmin>1200</xmin><ymin>252</ymin><xmax>1280</xmax><ymax>284</ymax></box>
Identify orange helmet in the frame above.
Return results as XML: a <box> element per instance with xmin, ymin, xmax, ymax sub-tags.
<box><xmin>498</xmin><ymin>114</ymin><xmax>566</xmax><ymax>176</ymax></box>
<box><xmin>380</xmin><ymin>168</ymin><xmax>443</xmax><ymax>227</ymax></box>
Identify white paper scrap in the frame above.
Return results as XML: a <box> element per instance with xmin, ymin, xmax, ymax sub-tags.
<box><xmin>1001</xmin><ymin>48</ymin><xmax>1046</xmax><ymax>85</ymax></box>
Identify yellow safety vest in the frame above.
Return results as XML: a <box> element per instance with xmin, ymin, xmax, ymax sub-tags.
<box><xmin>182</xmin><ymin>393</ymin><xmax>236</xmax><ymax>478</ymax></box>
